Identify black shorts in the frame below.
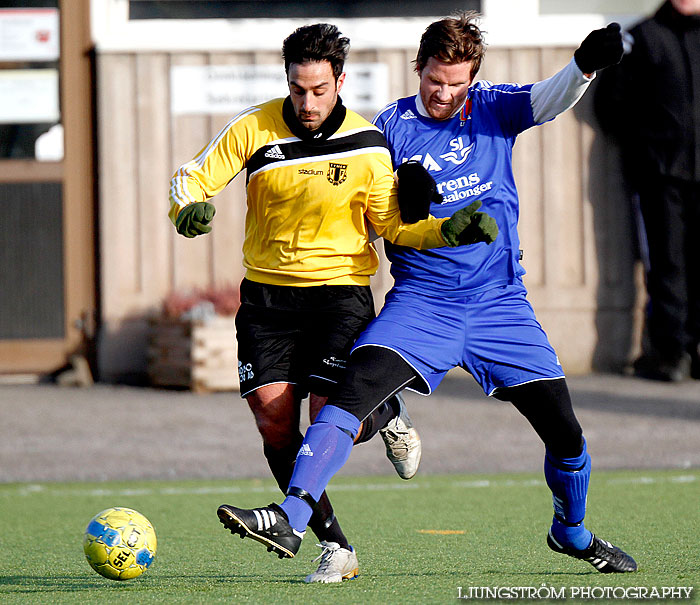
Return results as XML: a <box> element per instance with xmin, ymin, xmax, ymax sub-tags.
<box><xmin>235</xmin><ymin>279</ymin><xmax>375</xmax><ymax>398</ymax></box>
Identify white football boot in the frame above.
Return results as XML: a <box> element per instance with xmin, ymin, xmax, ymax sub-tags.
<box><xmin>380</xmin><ymin>393</ymin><xmax>422</xmax><ymax>480</ymax></box>
<box><xmin>304</xmin><ymin>541</ymin><xmax>359</xmax><ymax>583</ymax></box>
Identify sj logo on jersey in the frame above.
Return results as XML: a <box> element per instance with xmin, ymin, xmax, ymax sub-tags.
<box><xmin>402</xmin><ymin>137</ymin><xmax>474</xmax><ymax>172</ymax></box>
<box><xmin>440</xmin><ymin>137</ymin><xmax>474</xmax><ymax>165</ymax></box>
<box><xmin>327</xmin><ymin>163</ymin><xmax>347</xmax><ymax>186</ymax></box>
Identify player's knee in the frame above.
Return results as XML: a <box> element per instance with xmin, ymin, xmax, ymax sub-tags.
<box><xmin>252</xmin><ymin>414</ymin><xmax>299</xmax><ymax>449</ymax></box>
<box><xmin>328</xmin><ymin>362</ymin><xmax>378</xmax><ymax>419</ymax></box>
<box><xmin>330</xmin><ymin>346</ymin><xmax>415</xmax><ymax>421</ymax></box>
<box><xmin>500</xmin><ymin>377</ymin><xmax>584</xmax><ymax>457</ymax></box>
<box><xmin>548</xmin><ymin>427</ymin><xmax>584</xmax><ymax>459</ymax></box>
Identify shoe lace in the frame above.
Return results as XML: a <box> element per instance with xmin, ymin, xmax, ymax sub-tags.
<box><xmin>311</xmin><ymin>543</ymin><xmax>339</xmax><ymax>572</ymax></box>
<box><xmin>591</xmin><ymin>539</ymin><xmax>625</xmax><ymax>565</ymax></box>
<box><xmin>383</xmin><ymin>427</ymin><xmax>411</xmax><ymax>453</ymax></box>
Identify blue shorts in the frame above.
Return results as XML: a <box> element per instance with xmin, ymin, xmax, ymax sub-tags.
<box><xmin>352</xmin><ymin>281</ymin><xmax>564</xmax><ymax>396</ymax></box>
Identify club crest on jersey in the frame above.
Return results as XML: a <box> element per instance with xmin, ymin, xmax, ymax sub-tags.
<box><xmin>327</xmin><ymin>162</ymin><xmax>348</xmax><ymax>186</ymax></box>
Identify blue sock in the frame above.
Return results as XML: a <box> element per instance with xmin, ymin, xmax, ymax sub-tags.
<box><xmin>550</xmin><ymin>516</ymin><xmax>593</xmax><ymax>551</ymax></box>
<box><xmin>280</xmin><ymin>405</ymin><xmax>360</xmax><ymax>532</ymax></box>
<box><xmin>544</xmin><ymin>439</ymin><xmax>593</xmax><ymax>551</ymax></box>
<box><xmin>279</xmin><ymin>495</ymin><xmax>312</xmax><ymax>533</ymax></box>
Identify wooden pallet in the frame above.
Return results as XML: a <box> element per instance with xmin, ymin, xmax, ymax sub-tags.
<box><xmin>147</xmin><ymin>316</ymin><xmax>239</xmax><ymax>393</ymax></box>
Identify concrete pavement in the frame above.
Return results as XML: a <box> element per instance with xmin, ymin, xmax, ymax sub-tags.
<box><xmin>1</xmin><ymin>372</ymin><xmax>698</xmax><ymax>483</ymax></box>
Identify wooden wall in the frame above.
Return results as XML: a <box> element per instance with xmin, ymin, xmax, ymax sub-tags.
<box><xmin>96</xmin><ymin>47</ymin><xmax>641</xmax><ymax>381</ymax></box>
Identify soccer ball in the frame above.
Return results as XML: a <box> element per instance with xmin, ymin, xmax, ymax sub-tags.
<box><xmin>83</xmin><ymin>507</ymin><xmax>157</xmax><ymax>580</ymax></box>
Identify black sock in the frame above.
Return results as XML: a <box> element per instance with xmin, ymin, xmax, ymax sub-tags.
<box><xmin>308</xmin><ymin>492</ymin><xmax>350</xmax><ymax>550</ymax></box>
<box><xmin>263</xmin><ymin>438</ymin><xmax>301</xmax><ymax>493</ymax></box>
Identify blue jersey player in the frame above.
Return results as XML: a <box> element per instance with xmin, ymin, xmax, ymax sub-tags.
<box><xmin>217</xmin><ymin>13</ymin><xmax>638</xmax><ymax>574</ymax></box>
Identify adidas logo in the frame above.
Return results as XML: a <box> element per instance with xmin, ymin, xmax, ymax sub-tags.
<box><xmin>400</xmin><ymin>109</ymin><xmax>417</xmax><ymax>120</ymax></box>
<box><xmin>298</xmin><ymin>443</ymin><xmax>314</xmax><ymax>457</ymax></box>
<box><xmin>552</xmin><ymin>496</ymin><xmax>565</xmax><ymax>518</ymax></box>
<box><xmin>252</xmin><ymin>508</ymin><xmax>277</xmax><ymax>531</ymax></box>
<box><xmin>264</xmin><ymin>144</ymin><xmax>285</xmax><ymax>159</ymax></box>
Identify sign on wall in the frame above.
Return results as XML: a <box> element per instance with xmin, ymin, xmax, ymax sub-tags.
<box><xmin>0</xmin><ymin>69</ymin><xmax>59</xmax><ymax>124</ymax></box>
<box><xmin>170</xmin><ymin>63</ymin><xmax>389</xmax><ymax>116</ymax></box>
<box><xmin>0</xmin><ymin>8</ymin><xmax>59</xmax><ymax>61</ymax></box>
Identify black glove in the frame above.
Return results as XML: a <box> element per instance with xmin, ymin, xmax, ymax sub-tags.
<box><xmin>175</xmin><ymin>202</ymin><xmax>216</xmax><ymax>238</ymax></box>
<box><xmin>395</xmin><ymin>161</ymin><xmax>443</xmax><ymax>223</ymax></box>
<box><xmin>441</xmin><ymin>200</ymin><xmax>498</xmax><ymax>247</ymax></box>
<box><xmin>574</xmin><ymin>23</ymin><xmax>624</xmax><ymax>74</ymax></box>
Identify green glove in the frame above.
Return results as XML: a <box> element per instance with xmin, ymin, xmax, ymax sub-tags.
<box><xmin>175</xmin><ymin>202</ymin><xmax>216</xmax><ymax>238</ymax></box>
<box><xmin>441</xmin><ymin>200</ymin><xmax>499</xmax><ymax>247</ymax></box>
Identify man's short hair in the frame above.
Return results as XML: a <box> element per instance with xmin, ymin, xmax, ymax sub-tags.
<box><xmin>282</xmin><ymin>23</ymin><xmax>350</xmax><ymax>80</ymax></box>
<box><xmin>414</xmin><ymin>11</ymin><xmax>486</xmax><ymax>79</ymax></box>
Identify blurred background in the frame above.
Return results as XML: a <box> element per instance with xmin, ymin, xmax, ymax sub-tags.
<box><xmin>0</xmin><ymin>0</ymin><xmax>664</xmax><ymax>387</ymax></box>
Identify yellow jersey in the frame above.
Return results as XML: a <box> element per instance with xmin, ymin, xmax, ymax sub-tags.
<box><xmin>169</xmin><ymin>97</ymin><xmax>447</xmax><ymax>286</ymax></box>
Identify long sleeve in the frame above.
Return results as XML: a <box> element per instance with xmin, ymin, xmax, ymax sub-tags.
<box><xmin>530</xmin><ymin>58</ymin><xmax>595</xmax><ymax>124</ymax></box>
<box><xmin>168</xmin><ymin>107</ymin><xmax>260</xmax><ymax>224</ymax></box>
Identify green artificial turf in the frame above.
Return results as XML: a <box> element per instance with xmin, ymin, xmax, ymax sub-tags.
<box><xmin>0</xmin><ymin>470</ymin><xmax>697</xmax><ymax>604</ymax></box>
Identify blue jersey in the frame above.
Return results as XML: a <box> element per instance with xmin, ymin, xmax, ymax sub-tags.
<box><xmin>373</xmin><ymin>81</ymin><xmax>537</xmax><ymax>295</ymax></box>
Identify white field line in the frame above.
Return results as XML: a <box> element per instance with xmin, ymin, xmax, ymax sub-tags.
<box><xmin>1</xmin><ymin>473</ymin><xmax>696</xmax><ymax>499</ymax></box>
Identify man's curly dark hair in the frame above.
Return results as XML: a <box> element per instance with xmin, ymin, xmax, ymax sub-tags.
<box><xmin>282</xmin><ymin>23</ymin><xmax>350</xmax><ymax>80</ymax></box>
